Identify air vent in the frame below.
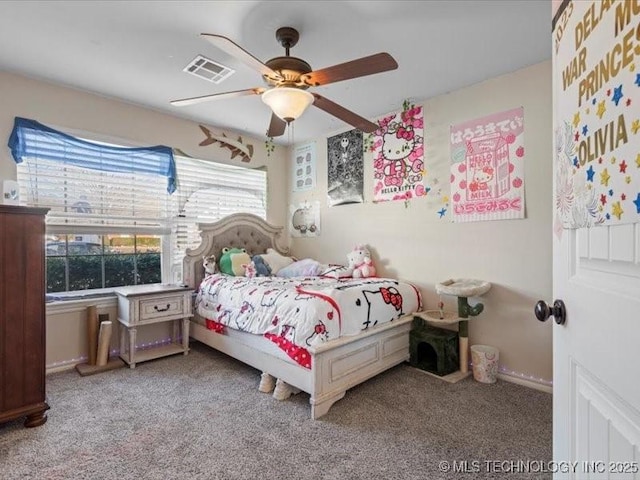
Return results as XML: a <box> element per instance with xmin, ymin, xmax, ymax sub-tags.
<box><xmin>183</xmin><ymin>55</ymin><xmax>234</xmax><ymax>84</ymax></box>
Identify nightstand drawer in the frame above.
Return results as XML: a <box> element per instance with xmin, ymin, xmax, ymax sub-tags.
<box><xmin>139</xmin><ymin>295</ymin><xmax>184</xmax><ymax>321</ymax></box>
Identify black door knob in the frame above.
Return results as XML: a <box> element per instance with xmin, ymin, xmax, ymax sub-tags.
<box><xmin>534</xmin><ymin>299</ymin><xmax>566</xmax><ymax>325</ymax></box>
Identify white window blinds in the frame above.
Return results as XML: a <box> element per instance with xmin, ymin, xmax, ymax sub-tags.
<box><xmin>170</xmin><ymin>156</ymin><xmax>267</xmax><ymax>283</ymax></box>
<box><xmin>17</xmin><ymin>154</ymin><xmax>171</xmax><ymax>235</ymax></box>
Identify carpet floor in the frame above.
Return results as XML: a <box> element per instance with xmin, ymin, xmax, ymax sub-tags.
<box><xmin>0</xmin><ymin>342</ymin><xmax>552</xmax><ymax>480</ymax></box>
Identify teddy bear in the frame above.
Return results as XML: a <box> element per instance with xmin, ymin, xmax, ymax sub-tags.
<box><xmin>347</xmin><ymin>245</ymin><xmax>377</xmax><ymax>278</ymax></box>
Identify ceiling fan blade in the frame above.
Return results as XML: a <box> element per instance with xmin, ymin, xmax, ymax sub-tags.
<box><xmin>201</xmin><ymin>33</ymin><xmax>282</xmax><ymax>80</ymax></box>
<box><xmin>302</xmin><ymin>52</ymin><xmax>398</xmax><ymax>87</ymax></box>
<box><xmin>170</xmin><ymin>88</ymin><xmax>263</xmax><ymax>107</ymax></box>
<box><xmin>267</xmin><ymin>113</ymin><xmax>287</xmax><ymax>138</ymax></box>
<box><xmin>312</xmin><ymin>94</ymin><xmax>379</xmax><ymax>133</ymax></box>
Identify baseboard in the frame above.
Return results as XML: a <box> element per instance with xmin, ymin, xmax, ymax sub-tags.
<box><xmin>46</xmin><ymin>360</ymin><xmax>83</xmax><ymax>374</ymax></box>
<box><xmin>498</xmin><ymin>372</ymin><xmax>553</xmax><ymax>394</ymax></box>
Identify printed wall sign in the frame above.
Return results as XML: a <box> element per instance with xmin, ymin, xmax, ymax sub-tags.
<box><xmin>449</xmin><ymin>107</ymin><xmax>526</xmax><ymax>223</ymax></box>
<box><xmin>370</xmin><ymin>105</ymin><xmax>425</xmax><ymax>202</ymax></box>
<box><xmin>292</xmin><ymin>143</ymin><xmax>316</xmax><ymax>192</ymax></box>
<box><xmin>554</xmin><ymin>0</ymin><xmax>640</xmax><ymax>227</ymax></box>
<box><xmin>327</xmin><ymin>129</ymin><xmax>363</xmax><ymax>206</ymax></box>
<box><xmin>289</xmin><ymin>201</ymin><xmax>320</xmax><ymax>237</ymax></box>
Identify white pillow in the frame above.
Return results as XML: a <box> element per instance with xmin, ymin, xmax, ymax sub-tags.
<box><xmin>260</xmin><ymin>248</ymin><xmax>295</xmax><ymax>274</ymax></box>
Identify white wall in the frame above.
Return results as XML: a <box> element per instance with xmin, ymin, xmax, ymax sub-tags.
<box><xmin>0</xmin><ymin>70</ymin><xmax>288</xmax><ymax>370</ymax></box>
<box><xmin>288</xmin><ymin>61</ymin><xmax>553</xmax><ymax>386</ymax></box>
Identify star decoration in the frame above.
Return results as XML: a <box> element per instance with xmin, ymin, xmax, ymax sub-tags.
<box><xmin>599</xmin><ymin>205</ymin><xmax>604</xmax><ymax>212</ymax></box>
<box><xmin>606</xmin><ymin>213</ymin><xmax>611</xmax><ymax>220</ymax></box>
<box><xmin>596</xmin><ymin>100</ymin><xmax>607</xmax><ymax>118</ymax></box>
<box><xmin>582</xmin><ymin>124</ymin><xmax>588</xmax><ymax>136</ymax></box>
<box><xmin>620</xmin><ymin>160</ymin><xmax>628</xmax><ymax>173</ymax></box>
<box><xmin>633</xmin><ymin>193</ymin><xmax>640</xmax><ymax>213</ymax></box>
<box><xmin>601</xmin><ymin>169</ymin><xmax>611</xmax><ymax>186</ymax></box>
<box><xmin>437</xmin><ymin>208</ymin><xmax>447</xmax><ymax>218</ymax></box>
<box><xmin>609</xmin><ymin>189</ymin><xmax>614</xmax><ymax>196</ymax></box>
<box><xmin>626</xmin><ymin>175</ymin><xmax>632</xmax><ymax>184</ymax></box>
<box><xmin>572</xmin><ymin>112</ymin><xmax>581</xmax><ymax>128</ymax></box>
<box><xmin>598</xmin><ymin>157</ymin><xmax>604</xmax><ymax>164</ymax></box>
<box><xmin>586</xmin><ymin>165</ymin><xmax>595</xmax><ymax>181</ymax></box>
<box><xmin>637</xmin><ymin>154</ymin><xmax>640</xmax><ymax>167</ymax></box>
<box><xmin>592</xmin><ymin>98</ymin><xmax>597</xmax><ymax>105</ymax></box>
<box><xmin>574</xmin><ymin>131</ymin><xmax>580</xmax><ymax>141</ymax></box>
<box><xmin>631</xmin><ymin>63</ymin><xmax>636</xmax><ymax>72</ymax></box>
<box><xmin>607</xmin><ymin>89</ymin><xmax>611</xmax><ymax>96</ymax></box>
<box><xmin>632</xmin><ymin>119</ymin><xmax>640</xmax><ymax>134</ymax></box>
<box><xmin>612</xmin><ymin>85</ymin><xmax>624</xmax><ymax>106</ymax></box>
<box><xmin>612</xmin><ymin>201</ymin><xmax>623</xmax><ymax>220</ymax></box>
<box><xmin>441</xmin><ymin>195</ymin><xmax>449</xmax><ymax>204</ymax></box>
<box><xmin>627</xmin><ymin>98</ymin><xmax>632</xmax><ymax>106</ymax></box>
<box><xmin>611</xmin><ymin>156</ymin><xmax>617</xmax><ymax>164</ymax></box>
<box><xmin>621</xmin><ymin>193</ymin><xmax>627</xmax><ymax>201</ymax></box>
<box><xmin>600</xmin><ymin>194</ymin><xmax>607</xmax><ymax>205</ymax></box>
<box><xmin>573</xmin><ymin>157</ymin><xmax>580</xmax><ymax>167</ymax></box>
<box><xmin>636</xmin><ymin>73</ymin><xmax>640</xmax><ymax>86</ymax></box>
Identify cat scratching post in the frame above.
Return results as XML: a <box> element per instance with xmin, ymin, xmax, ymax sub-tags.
<box><xmin>87</xmin><ymin>305</ymin><xmax>99</xmax><ymax>365</ymax></box>
<box><xmin>96</xmin><ymin>321</ymin><xmax>112</xmax><ymax>366</ymax></box>
<box><xmin>76</xmin><ymin>308</ymin><xmax>124</xmax><ymax>376</ymax></box>
<box><xmin>435</xmin><ymin>279</ymin><xmax>491</xmax><ymax>376</ymax></box>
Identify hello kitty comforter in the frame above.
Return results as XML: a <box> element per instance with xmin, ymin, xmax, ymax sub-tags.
<box><xmin>195</xmin><ymin>274</ymin><xmax>422</xmax><ymax>369</ymax></box>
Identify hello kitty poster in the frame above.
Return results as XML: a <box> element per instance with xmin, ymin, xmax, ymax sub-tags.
<box><xmin>449</xmin><ymin>107</ymin><xmax>526</xmax><ymax>223</ymax></box>
<box><xmin>370</xmin><ymin>105</ymin><xmax>425</xmax><ymax>202</ymax></box>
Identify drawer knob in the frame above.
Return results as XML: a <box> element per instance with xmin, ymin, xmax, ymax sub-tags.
<box><xmin>154</xmin><ymin>304</ymin><xmax>171</xmax><ymax>312</ymax></box>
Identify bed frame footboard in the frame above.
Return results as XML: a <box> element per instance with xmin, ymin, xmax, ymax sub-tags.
<box><xmin>190</xmin><ymin>315</ymin><xmax>413</xmax><ymax>419</ymax></box>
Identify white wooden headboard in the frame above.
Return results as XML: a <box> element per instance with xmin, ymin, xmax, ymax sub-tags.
<box><xmin>182</xmin><ymin>213</ymin><xmax>290</xmax><ymax>289</ymax></box>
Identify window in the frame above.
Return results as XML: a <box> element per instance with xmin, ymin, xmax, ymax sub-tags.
<box><xmin>169</xmin><ymin>156</ymin><xmax>267</xmax><ymax>283</ymax></box>
<box><xmin>45</xmin><ymin>234</ymin><xmax>162</xmax><ymax>292</ymax></box>
<box><xmin>11</xmin><ymin>118</ymin><xmax>267</xmax><ymax>294</ymax></box>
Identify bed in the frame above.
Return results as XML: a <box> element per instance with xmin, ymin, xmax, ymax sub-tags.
<box><xmin>183</xmin><ymin>213</ymin><xmax>422</xmax><ymax>419</ymax></box>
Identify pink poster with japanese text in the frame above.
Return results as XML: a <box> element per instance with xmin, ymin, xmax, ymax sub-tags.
<box><xmin>449</xmin><ymin>107</ymin><xmax>526</xmax><ymax>222</ymax></box>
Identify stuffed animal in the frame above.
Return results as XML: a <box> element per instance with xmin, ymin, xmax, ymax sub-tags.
<box><xmin>251</xmin><ymin>255</ymin><xmax>272</xmax><ymax>276</ymax></box>
<box><xmin>260</xmin><ymin>248</ymin><xmax>294</xmax><ymax>274</ymax></box>
<box><xmin>243</xmin><ymin>261</ymin><xmax>257</xmax><ymax>278</ymax></box>
<box><xmin>347</xmin><ymin>245</ymin><xmax>377</xmax><ymax>278</ymax></box>
<box><xmin>202</xmin><ymin>255</ymin><xmax>217</xmax><ymax>276</ymax></box>
<box><xmin>219</xmin><ymin>247</ymin><xmax>251</xmax><ymax>276</ymax></box>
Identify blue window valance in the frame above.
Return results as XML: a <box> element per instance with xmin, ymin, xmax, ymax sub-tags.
<box><xmin>8</xmin><ymin>117</ymin><xmax>176</xmax><ymax>194</ymax></box>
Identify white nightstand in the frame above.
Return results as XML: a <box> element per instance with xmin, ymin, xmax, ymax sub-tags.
<box><xmin>114</xmin><ymin>284</ymin><xmax>193</xmax><ymax>368</ymax></box>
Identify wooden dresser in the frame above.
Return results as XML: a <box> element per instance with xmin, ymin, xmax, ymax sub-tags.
<box><xmin>0</xmin><ymin>205</ymin><xmax>50</xmax><ymax>427</ymax></box>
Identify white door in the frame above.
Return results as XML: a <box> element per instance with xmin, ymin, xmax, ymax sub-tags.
<box><xmin>552</xmin><ymin>1</ymin><xmax>640</xmax><ymax>478</ymax></box>
<box><xmin>552</xmin><ymin>227</ymin><xmax>640</xmax><ymax>478</ymax></box>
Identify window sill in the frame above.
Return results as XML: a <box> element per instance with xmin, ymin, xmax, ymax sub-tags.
<box><xmin>45</xmin><ymin>287</ymin><xmax>124</xmax><ymax>314</ymax></box>
<box><xmin>46</xmin><ymin>294</ymin><xmax>118</xmax><ymax>315</ymax></box>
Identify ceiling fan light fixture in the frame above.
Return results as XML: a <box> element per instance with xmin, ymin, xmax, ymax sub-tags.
<box><xmin>261</xmin><ymin>87</ymin><xmax>314</xmax><ymax>123</ymax></box>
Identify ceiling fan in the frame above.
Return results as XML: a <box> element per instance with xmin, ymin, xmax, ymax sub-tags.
<box><xmin>170</xmin><ymin>27</ymin><xmax>398</xmax><ymax>137</ymax></box>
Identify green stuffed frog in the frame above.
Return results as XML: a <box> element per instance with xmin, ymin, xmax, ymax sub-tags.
<box><xmin>218</xmin><ymin>247</ymin><xmax>251</xmax><ymax>276</ymax></box>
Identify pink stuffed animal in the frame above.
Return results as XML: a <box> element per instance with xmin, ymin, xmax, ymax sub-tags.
<box><xmin>348</xmin><ymin>245</ymin><xmax>376</xmax><ymax>278</ymax></box>
<box><xmin>243</xmin><ymin>261</ymin><xmax>257</xmax><ymax>278</ymax></box>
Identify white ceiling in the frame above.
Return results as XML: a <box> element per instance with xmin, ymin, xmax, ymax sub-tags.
<box><xmin>0</xmin><ymin>1</ymin><xmax>551</xmax><ymax>145</ymax></box>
